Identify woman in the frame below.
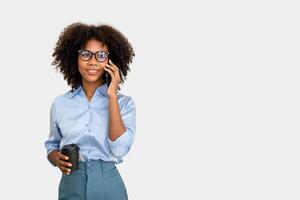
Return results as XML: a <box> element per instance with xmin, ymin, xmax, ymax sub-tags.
<box><xmin>44</xmin><ymin>22</ymin><xmax>136</xmax><ymax>200</ymax></box>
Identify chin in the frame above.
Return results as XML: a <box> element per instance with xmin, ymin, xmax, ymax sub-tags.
<box><xmin>83</xmin><ymin>76</ymin><xmax>100</xmax><ymax>82</ymax></box>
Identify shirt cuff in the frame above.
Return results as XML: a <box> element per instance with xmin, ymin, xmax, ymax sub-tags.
<box><xmin>107</xmin><ymin>129</ymin><xmax>130</xmax><ymax>148</ymax></box>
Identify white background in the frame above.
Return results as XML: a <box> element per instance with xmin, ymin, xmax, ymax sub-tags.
<box><xmin>0</xmin><ymin>0</ymin><xmax>299</xmax><ymax>199</ymax></box>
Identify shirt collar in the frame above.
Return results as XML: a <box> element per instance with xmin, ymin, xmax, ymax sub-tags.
<box><xmin>69</xmin><ymin>83</ymin><xmax>109</xmax><ymax>99</ymax></box>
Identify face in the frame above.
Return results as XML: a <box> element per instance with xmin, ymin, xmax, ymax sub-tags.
<box><xmin>78</xmin><ymin>39</ymin><xmax>109</xmax><ymax>85</ymax></box>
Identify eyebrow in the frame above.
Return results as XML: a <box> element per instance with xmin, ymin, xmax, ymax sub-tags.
<box><xmin>83</xmin><ymin>49</ymin><xmax>108</xmax><ymax>53</ymax></box>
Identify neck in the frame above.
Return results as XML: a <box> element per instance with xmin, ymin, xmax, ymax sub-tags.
<box><xmin>81</xmin><ymin>79</ymin><xmax>104</xmax><ymax>98</ymax></box>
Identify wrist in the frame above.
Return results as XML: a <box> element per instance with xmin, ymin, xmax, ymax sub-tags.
<box><xmin>108</xmin><ymin>93</ymin><xmax>118</xmax><ymax>99</ymax></box>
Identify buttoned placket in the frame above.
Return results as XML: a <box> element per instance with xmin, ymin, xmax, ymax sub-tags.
<box><xmin>82</xmin><ymin>91</ymin><xmax>97</xmax><ymax>158</ymax></box>
<box><xmin>68</xmin><ymin>84</ymin><xmax>108</xmax><ymax>162</ymax></box>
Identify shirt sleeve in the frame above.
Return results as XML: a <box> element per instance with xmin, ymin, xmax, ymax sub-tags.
<box><xmin>44</xmin><ymin>101</ymin><xmax>62</xmax><ymax>166</ymax></box>
<box><xmin>107</xmin><ymin>96</ymin><xmax>136</xmax><ymax>159</ymax></box>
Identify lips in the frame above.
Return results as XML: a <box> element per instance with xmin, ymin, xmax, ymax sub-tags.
<box><xmin>86</xmin><ymin>69</ymin><xmax>100</xmax><ymax>75</ymax></box>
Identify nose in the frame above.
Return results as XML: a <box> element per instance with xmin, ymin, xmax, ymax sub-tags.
<box><xmin>87</xmin><ymin>55</ymin><xmax>98</xmax><ymax>66</ymax></box>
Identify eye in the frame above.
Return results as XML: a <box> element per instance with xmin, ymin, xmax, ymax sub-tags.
<box><xmin>80</xmin><ymin>50</ymin><xmax>91</xmax><ymax>57</ymax></box>
<box><xmin>98</xmin><ymin>52</ymin><xmax>107</xmax><ymax>58</ymax></box>
<box><xmin>96</xmin><ymin>52</ymin><xmax>108</xmax><ymax>59</ymax></box>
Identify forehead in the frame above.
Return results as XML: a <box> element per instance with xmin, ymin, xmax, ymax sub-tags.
<box><xmin>83</xmin><ymin>39</ymin><xmax>108</xmax><ymax>52</ymax></box>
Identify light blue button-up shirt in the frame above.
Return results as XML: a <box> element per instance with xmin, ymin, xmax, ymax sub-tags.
<box><xmin>44</xmin><ymin>83</ymin><xmax>136</xmax><ymax>165</ymax></box>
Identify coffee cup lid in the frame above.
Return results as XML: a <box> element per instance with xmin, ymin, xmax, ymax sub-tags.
<box><xmin>61</xmin><ymin>143</ymin><xmax>80</xmax><ymax>151</ymax></box>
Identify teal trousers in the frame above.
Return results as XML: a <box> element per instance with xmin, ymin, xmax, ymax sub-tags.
<box><xmin>58</xmin><ymin>160</ymin><xmax>128</xmax><ymax>200</ymax></box>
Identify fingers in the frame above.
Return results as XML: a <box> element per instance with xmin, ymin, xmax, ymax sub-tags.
<box><xmin>58</xmin><ymin>152</ymin><xmax>69</xmax><ymax>161</ymax></box>
<box><xmin>104</xmin><ymin>65</ymin><xmax>114</xmax><ymax>75</ymax></box>
<box><xmin>106</xmin><ymin>60</ymin><xmax>119</xmax><ymax>73</ymax></box>
<box><xmin>57</xmin><ymin>153</ymin><xmax>72</xmax><ymax>168</ymax></box>
<box><xmin>55</xmin><ymin>152</ymin><xmax>72</xmax><ymax>174</ymax></box>
<box><xmin>59</xmin><ymin>159</ymin><xmax>72</xmax><ymax>168</ymax></box>
<box><xmin>105</xmin><ymin>64</ymin><xmax>117</xmax><ymax>74</ymax></box>
<box><xmin>59</xmin><ymin>165</ymin><xmax>72</xmax><ymax>175</ymax></box>
<box><xmin>104</xmin><ymin>67</ymin><xmax>116</xmax><ymax>81</ymax></box>
<box><xmin>105</xmin><ymin>60</ymin><xmax>120</xmax><ymax>82</ymax></box>
<box><xmin>108</xmin><ymin>59</ymin><xmax>116</xmax><ymax>68</ymax></box>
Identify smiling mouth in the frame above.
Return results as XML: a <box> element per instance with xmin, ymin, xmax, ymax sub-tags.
<box><xmin>86</xmin><ymin>69</ymin><xmax>100</xmax><ymax>75</ymax></box>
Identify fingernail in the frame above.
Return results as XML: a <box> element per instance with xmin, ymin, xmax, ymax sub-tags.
<box><xmin>69</xmin><ymin>163</ymin><xmax>72</xmax><ymax>167</ymax></box>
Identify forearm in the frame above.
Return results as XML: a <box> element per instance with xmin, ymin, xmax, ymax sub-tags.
<box><xmin>108</xmin><ymin>94</ymin><xmax>126</xmax><ymax>141</ymax></box>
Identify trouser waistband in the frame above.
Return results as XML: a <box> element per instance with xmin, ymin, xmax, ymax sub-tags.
<box><xmin>75</xmin><ymin>159</ymin><xmax>115</xmax><ymax>173</ymax></box>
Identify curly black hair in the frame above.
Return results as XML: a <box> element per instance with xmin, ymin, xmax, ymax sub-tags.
<box><xmin>52</xmin><ymin>22</ymin><xmax>135</xmax><ymax>91</ymax></box>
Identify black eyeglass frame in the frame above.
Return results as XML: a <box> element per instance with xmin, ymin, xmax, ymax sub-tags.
<box><xmin>78</xmin><ymin>49</ymin><xmax>110</xmax><ymax>62</ymax></box>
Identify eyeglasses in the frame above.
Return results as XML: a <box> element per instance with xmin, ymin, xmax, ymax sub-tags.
<box><xmin>78</xmin><ymin>50</ymin><xmax>110</xmax><ymax>62</ymax></box>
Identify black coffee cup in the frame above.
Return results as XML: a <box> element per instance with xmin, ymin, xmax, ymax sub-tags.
<box><xmin>60</xmin><ymin>143</ymin><xmax>80</xmax><ymax>171</ymax></box>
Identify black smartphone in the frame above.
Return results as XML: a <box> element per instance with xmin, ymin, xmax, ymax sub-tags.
<box><xmin>104</xmin><ymin>59</ymin><xmax>111</xmax><ymax>86</ymax></box>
